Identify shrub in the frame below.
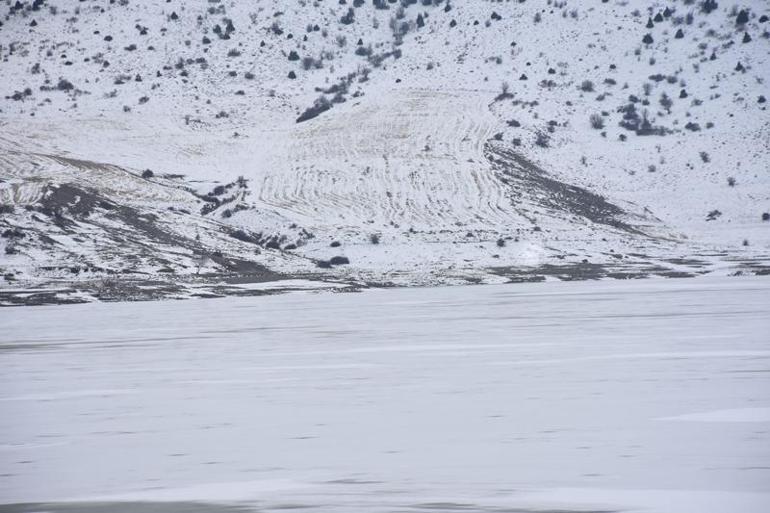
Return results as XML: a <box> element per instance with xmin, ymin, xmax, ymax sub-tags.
<box><xmin>370</xmin><ymin>234</ymin><xmax>380</xmax><ymax>244</ymax></box>
<box><xmin>495</xmin><ymin>81</ymin><xmax>513</xmax><ymax>101</ymax></box>
<box><xmin>302</xmin><ymin>56</ymin><xmax>323</xmax><ymax>70</ymax></box>
<box><xmin>355</xmin><ymin>45</ymin><xmax>372</xmax><ymax>57</ymax></box>
<box><xmin>56</xmin><ymin>79</ymin><xmax>74</xmax><ymax>91</ymax></box>
<box><xmin>296</xmin><ymin>95</ymin><xmax>332</xmax><ymax>123</ymax></box>
<box><xmin>141</xmin><ymin>169</ymin><xmax>154</xmax><ymax>179</ymax></box>
<box><xmin>340</xmin><ymin>8</ymin><xmax>355</xmax><ymax>24</ymax></box>
<box><xmin>684</xmin><ymin>121</ymin><xmax>701</xmax><ymax>132</ymax></box>
<box><xmin>329</xmin><ymin>256</ymin><xmax>350</xmax><ymax>265</ymax></box>
<box><xmin>659</xmin><ymin>93</ymin><xmax>673</xmax><ymax>113</ymax></box>
<box><xmin>701</xmin><ymin>0</ymin><xmax>718</xmax><ymax>14</ymax></box>
<box><xmin>619</xmin><ymin>102</ymin><xmax>642</xmax><ymax>131</ymax></box>
<box><xmin>589</xmin><ymin>113</ymin><xmax>604</xmax><ymax>129</ymax></box>
<box><xmin>727</xmin><ymin>177</ymin><xmax>736</xmax><ymax>187</ymax></box>
<box><xmin>579</xmin><ymin>80</ymin><xmax>594</xmax><ymax>92</ymax></box>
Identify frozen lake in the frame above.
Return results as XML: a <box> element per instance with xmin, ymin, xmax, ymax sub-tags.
<box><xmin>2</xmin><ymin>277</ymin><xmax>770</xmax><ymax>513</ymax></box>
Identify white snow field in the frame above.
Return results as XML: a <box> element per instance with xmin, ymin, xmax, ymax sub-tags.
<box><xmin>2</xmin><ymin>276</ymin><xmax>770</xmax><ymax>513</ymax></box>
<box><xmin>2</xmin><ymin>1</ymin><xmax>769</xmax><ymax>300</ymax></box>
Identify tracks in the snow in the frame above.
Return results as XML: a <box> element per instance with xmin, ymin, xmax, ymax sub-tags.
<box><xmin>254</xmin><ymin>89</ymin><xmax>520</xmax><ymax>232</ymax></box>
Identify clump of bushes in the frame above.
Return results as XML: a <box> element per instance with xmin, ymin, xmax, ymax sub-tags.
<box><xmin>318</xmin><ymin>256</ymin><xmax>350</xmax><ymax>268</ymax></box>
<box><xmin>340</xmin><ymin>8</ymin><xmax>355</xmax><ymax>25</ymax></box>
<box><xmin>296</xmin><ymin>95</ymin><xmax>332</xmax><ymax>123</ymax></box>
<box><xmin>329</xmin><ymin>256</ymin><xmax>350</xmax><ymax>265</ymax></box>
<box><xmin>535</xmin><ymin>130</ymin><xmax>550</xmax><ymax>148</ymax></box>
<box><xmin>56</xmin><ymin>79</ymin><xmax>74</xmax><ymax>91</ymax></box>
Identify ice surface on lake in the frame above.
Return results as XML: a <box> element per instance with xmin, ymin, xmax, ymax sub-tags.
<box><xmin>661</xmin><ymin>407</ymin><xmax>770</xmax><ymax>423</ymax></box>
<box><xmin>1</xmin><ymin>277</ymin><xmax>769</xmax><ymax>513</ymax></box>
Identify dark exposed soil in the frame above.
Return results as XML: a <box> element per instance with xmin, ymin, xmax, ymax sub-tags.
<box><xmin>488</xmin><ymin>261</ymin><xmax>702</xmax><ymax>282</ymax></box>
<box><xmin>485</xmin><ymin>142</ymin><xmax>648</xmax><ymax>235</ymax></box>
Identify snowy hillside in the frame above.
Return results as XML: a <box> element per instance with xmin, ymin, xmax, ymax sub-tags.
<box><xmin>1</xmin><ymin>0</ymin><xmax>769</xmax><ymax>303</ymax></box>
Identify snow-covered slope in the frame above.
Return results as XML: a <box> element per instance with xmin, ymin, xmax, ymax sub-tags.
<box><xmin>1</xmin><ymin>0</ymin><xmax>768</xmax><ymax>302</ymax></box>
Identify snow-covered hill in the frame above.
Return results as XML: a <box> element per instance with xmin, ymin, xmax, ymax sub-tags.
<box><xmin>1</xmin><ymin>0</ymin><xmax>768</xmax><ymax>303</ymax></box>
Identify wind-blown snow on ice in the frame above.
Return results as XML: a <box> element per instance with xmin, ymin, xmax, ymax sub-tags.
<box><xmin>1</xmin><ymin>277</ymin><xmax>769</xmax><ymax>512</ymax></box>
